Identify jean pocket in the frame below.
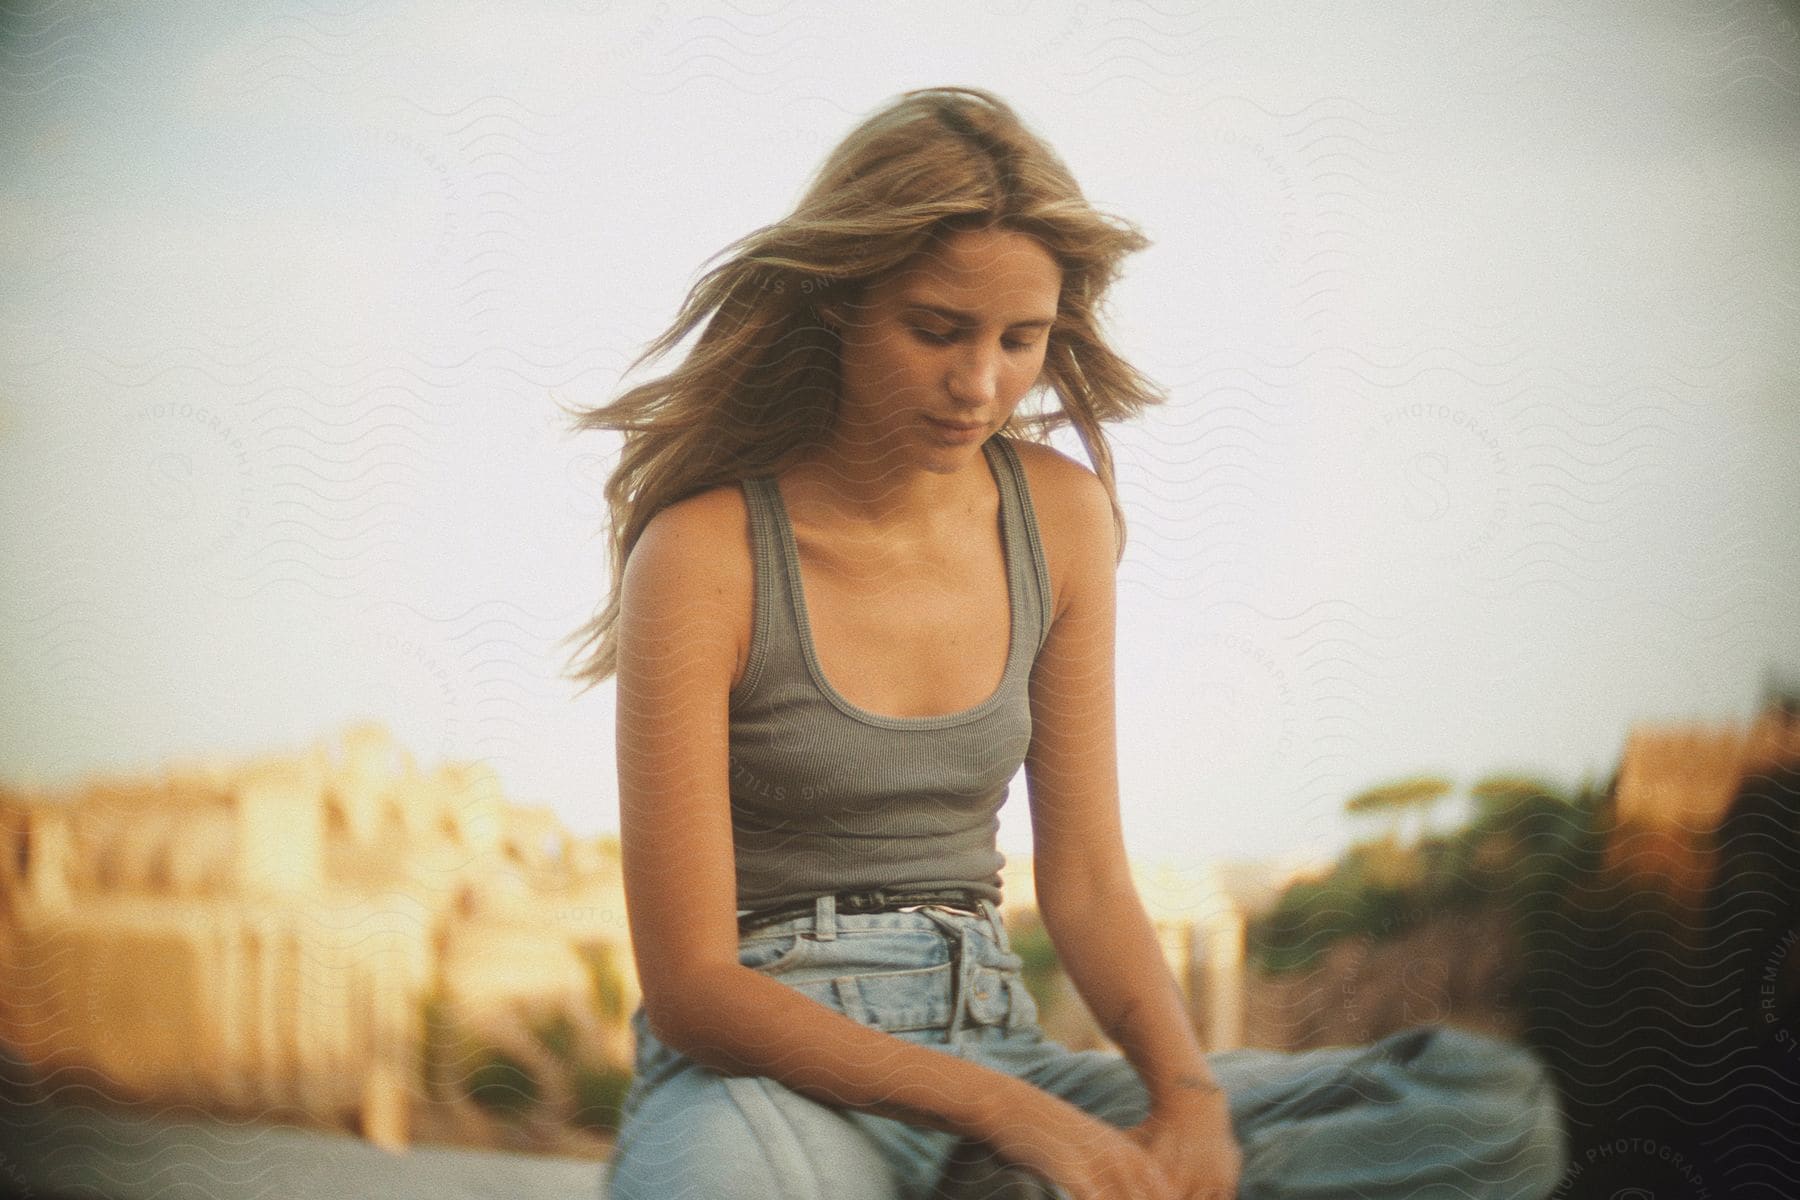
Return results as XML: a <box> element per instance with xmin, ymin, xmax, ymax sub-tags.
<box><xmin>839</xmin><ymin>962</ymin><xmax>957</xmax><ymax>1032</ymax></box>
<box><xmin>737</xmin><ymin>931</ymin><xmax>814</xmax><ymax>974</ymax></box>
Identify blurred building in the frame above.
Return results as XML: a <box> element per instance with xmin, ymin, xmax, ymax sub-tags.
<box><xmin>0</xmin><ymin>722</ymin><xmax>631</xmax><ymax>1152</ymax></box>
<box><xmin>1608</xmin><ymin>694</ymin><xmax>1800</xmax><ymax>903</ymax></box>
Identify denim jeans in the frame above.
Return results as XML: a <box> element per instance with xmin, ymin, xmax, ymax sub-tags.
<box><xmin>605</xmin><ymin>895</ymin><xmax>1567</xmax><ymax>1199</ymax></box>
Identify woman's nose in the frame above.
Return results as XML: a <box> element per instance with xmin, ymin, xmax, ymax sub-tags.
<box><xmin>945</xmin><ymin>342</ymin><xmax>1003</xmax><ymax>404</ymax></box>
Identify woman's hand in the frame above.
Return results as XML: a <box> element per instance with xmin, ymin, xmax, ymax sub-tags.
<box><xmin>1122</xmin><ymin>1089</ymin><xmax>1242</xmax><ymax>1200</ymax></box>
<box><xmin>980</xmin><ymin>1082</ymin><xmax>1180</xmax><ymax>1200</ymax></box>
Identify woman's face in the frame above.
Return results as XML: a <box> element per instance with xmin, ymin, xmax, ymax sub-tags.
<box><xmin>825</xmin><ymin>226</ymin><xmax>1061</xmax><ymax>474</ymax></box>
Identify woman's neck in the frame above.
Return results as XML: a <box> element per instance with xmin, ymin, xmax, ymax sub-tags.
<box><xmin>778</xmin><ymin>434</ymin><xmax>996</xmax><ymax>540</ymax></box>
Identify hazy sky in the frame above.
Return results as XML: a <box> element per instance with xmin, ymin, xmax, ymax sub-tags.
<box><xmin>3</xmin><ymin>0</ymin><xmax>1798</xmax><ymax>872</ymax></box>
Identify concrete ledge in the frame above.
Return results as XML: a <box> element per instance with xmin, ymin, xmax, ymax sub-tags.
<box><xmin>3</xmin><ymin>1095</ymin><xmax>608</xmax><ymax>1200</ymax></box>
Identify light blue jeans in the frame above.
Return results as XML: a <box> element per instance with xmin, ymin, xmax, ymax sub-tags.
<box><xmin>605</xmin><ymin>895</ymin><xmax>1567</xmax><ymax>1199</ymax></box>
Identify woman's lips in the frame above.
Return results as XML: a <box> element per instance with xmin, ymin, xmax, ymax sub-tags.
<box><xmin>928</xmin><ymin>417</ymin><xmax>986</xmax><ymax>446</ymax></box>
<box><xmin>926</xmin><ymin>417</ymin><xmax>986</xmax><ymax>443</ymax></box>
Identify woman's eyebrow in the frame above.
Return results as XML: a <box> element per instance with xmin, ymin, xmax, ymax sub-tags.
<box><xmin>900</xmin><ymin>300</ymin><xmax>1056</xmax><ymax>330</ymax></box>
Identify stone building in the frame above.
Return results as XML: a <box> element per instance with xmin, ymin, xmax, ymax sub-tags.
<box><xmin>0</xmin><ymin>722</ymin><xmax>632</xmax><ymax>1152</ymax></box>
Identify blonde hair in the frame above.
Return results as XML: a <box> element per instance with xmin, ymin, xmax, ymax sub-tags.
<box><xmin>558</xmin><ymin>85</ymin><xmax>1165</xmax><ymax>693</ymax></box>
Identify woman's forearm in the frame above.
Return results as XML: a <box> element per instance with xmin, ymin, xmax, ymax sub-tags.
<box><xmin>654</xmin><ymin>960</ymin><xmax>1089</xmax><ymax>1139</ymax></box>
<box><xmin>1038</xmin><ymin>872</ymin><xmax>1220</xmax><ymax>1107</ymax></box>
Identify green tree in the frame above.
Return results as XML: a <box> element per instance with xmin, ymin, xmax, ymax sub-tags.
<box><xmin>1346</xmin><ymin>774</ymin><xmax>1455</xmax><ymax>847</ymax></box>
<box><xmin>572</xmin><ymin>1063</ymin><xmax>634</xmax><ymax>1133</ymax></box>
<box><xmin>466</xmin><ymin>1048</ymin><xmax>539</xmax><ymax>1119</ymax></box>
<box><xmin>530</xmin><ymin>1008</ymin><xmax>578</xmax><ymax>1061</ymax></box>
<box><xmin>577</xmin><ymin>941</ymin><xmax>628</xmax><ymax>1022</ymax></box>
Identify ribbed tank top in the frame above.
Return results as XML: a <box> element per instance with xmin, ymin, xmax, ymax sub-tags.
<box><xmin>727</xmin><ymin>434</ymin><xmax>1055</xmax><ymax>912</ymax></box>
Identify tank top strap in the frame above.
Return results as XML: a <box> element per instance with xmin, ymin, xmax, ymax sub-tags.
<box><xmin>730</xmin><ymin>474</ymin><xmax>792</xmax><ymax>706</ymax></box>
<box><xmin>986</xmin><ymin>434</ymin><xmax>1056</xmax><ymax>658</ymax></box>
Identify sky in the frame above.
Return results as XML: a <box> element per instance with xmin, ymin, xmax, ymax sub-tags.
<box><xmin>3</xmin><ymin>0</ymin><xmax>1798</xmax><ymax>874</ymax></box>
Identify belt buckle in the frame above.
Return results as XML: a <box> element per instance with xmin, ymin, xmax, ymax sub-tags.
<box><xmin>839</xmin><ymin>890</ymin><xmax>886</xmax><ymax>915</ymax></box>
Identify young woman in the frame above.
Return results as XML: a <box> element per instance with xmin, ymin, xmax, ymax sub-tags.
<box><xmin>564</xmin><ymin>86</ymin><xmax>1568</xmax><ymax>1200</ymax></box>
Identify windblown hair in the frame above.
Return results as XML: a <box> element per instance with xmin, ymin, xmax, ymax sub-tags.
<box><xmin>558</xmin><ymin>85</ymin><xmax>1165</xmax><ymax>693</ymax></box>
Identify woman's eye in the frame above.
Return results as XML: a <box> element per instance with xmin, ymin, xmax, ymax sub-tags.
<box><xmin>911</xmin><ymin>327</ymin><xmax>1039</xmax><ymax>352</ymax></box>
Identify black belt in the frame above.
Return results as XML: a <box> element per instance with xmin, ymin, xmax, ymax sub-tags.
<box><xmin>738</xmin><ymin>887</ymin><xmax>984</xmax><ymax>934</ymax></box>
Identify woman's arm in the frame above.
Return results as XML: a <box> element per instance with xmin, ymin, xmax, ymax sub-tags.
<box><xmin>1020</xmin><ymin>452</ymin><xmax>1241</xmax><ymax>1190</ymax></box>
<box><xmin>615</xmin><ymin>492</ymin><xmax>1173</xmax><ymax>1198</ymax></box>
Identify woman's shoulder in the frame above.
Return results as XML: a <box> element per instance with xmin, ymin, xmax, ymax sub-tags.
<box><xmin>634</xmin><ymin>481</ymin><xmax>755</xmax><ymax>570</ymax></box>
<box><xmin>630</xmin><ymin>481</ymin><xmax>756</xmax><ymax>687</ymax></box>
<box><xmin>645</xmin><ymin>477</ymin><xmax>754</xmax><ymax>532</ymax></box>
<box><xmin>1002</xmin><ymin>435</ymin><xmax>1104</xmax><ymax>507</ymax></box>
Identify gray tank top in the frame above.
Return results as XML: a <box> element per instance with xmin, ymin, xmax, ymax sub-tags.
<box><xmin>727</xmin><ymin>434</ymin><xmax>1055</xmax><ymax>912</ymax></box>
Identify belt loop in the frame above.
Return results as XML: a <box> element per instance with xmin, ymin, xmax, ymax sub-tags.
<box><xmin>948</xmin><ymin>929</ymin><xmax>974</xmax><ymax>1046</ymax></box>
<box><xmin>979</xmin><ymin>897</ymin><xmax>1010</xmax><ymax>954</ymax></box>
<box><xmin>814</xmin><ymin>892</ymin><xmax>837</xmax><ymax>940</ymax></box>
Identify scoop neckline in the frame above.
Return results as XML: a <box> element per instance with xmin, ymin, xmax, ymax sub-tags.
<box><xmin>763</xmin><ymin>436</ymin><xmax>1022</xmax><ymax>731</ymax></box>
